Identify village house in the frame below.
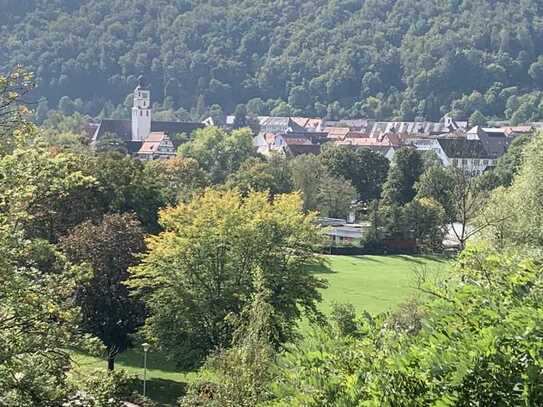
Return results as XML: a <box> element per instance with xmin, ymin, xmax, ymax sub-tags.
<box><xmin>254</xmin><ymin>131</ymin><xmax>324</xmax><ymax>156</ymax></box>
<box><xmin>437</xmin><ymin>138</ymin><xmax>498</xmax><ymax>174</ymax></box>
<box><xmin>135</xmin><ymin>132</ymin><xmax>176</xmax><ymax>161</ymax></box>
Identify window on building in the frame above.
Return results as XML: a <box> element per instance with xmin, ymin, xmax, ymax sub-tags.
<box><xmin>474</xmin><ymin>159</ymin><xmax>480</xmax><ymax>166</ymax></box>
<box><xmin>452</xmin><ymin>158</ymin><xmax>458</xmax><ymax>166</ymax></box>
<box><xmin>483</xmin><ymin>159</ymin><xmax>489</xmax><ymax>166</ymax></box>
<box><xmin>462</xmin><ymin>159</ymin><xmax>468</xmax><ymax>166</ymax></box>
<box><xmin>146</xmin><ymin>111</ymin><xmax>149</xmax><ymax>117</ymax></box>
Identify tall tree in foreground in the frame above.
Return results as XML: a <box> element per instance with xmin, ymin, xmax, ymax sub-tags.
<box><xmin>180</xmin><ymin>269</ymin><xmax>276</xmax><ymax>406</ymax></box>
<box><xmin>0</xmin><ymin>133</ymin><xmax>91</xmax><ymax>404</ymax></box>
<box><xmin>129</xmin><ymin>189</ymin><xmax>325</xmax><ymax>367</ymax></box>
<box><xmin>480</xmin><ymin>133</ymin><xmax>543</xmax><ymax>248</ymax></box>
<box><xmin>60</xmin><ymin>213</ymin><xmax>146</xmax><ymax>370</ymax></box>
<box><xmin>0</xmin><ymin>66</ymin><xmax>34</xmax><ymax>154</ymax></box>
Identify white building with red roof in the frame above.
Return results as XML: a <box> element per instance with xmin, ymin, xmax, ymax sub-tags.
<box><xmin>136</xmin><ymin>132</ymin><xmax>176</xmax><ymax>161</ymax></box>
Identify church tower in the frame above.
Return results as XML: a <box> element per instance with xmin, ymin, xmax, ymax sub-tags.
<box><xmin>132</xmin><ymin>75</ymin><xmax>151</xmax><ymax>141</ymax></box>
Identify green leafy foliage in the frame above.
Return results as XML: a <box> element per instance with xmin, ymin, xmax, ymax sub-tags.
<box><xmin>60</xmin><ymin>213</ymin><xmax>147</xmax><ymax>370</ymax></box>
<box><xmin>180</xmin><ymin>269</ymin><xmax>276</xmax><ymax>406</ymax></box>
<box><xmin>0</xmin><ymin>66</ymin><xmax>34</xmax><ymax>153</ymax></box>
<box><xmin>0</xmin><ymin>132</ymin><xmax>96</xmax><ymax>405</ymax></box>
<box><xmin>179</xmin><ymin>127</ymin><xmax>257</xmax><ymax>185</ymax></box>
<box><xmin>3</xmin><ymin>1</ymin><xmax>543</xmax><ymax>120</ymax></box>
<box><xmin>226</xmin><ymin>156</ymin><xmax>293</xmax><ymax>197</ymax></box>
<box><xmin>321</xmin><ymin>144</ymin><xmax>389</xmax><ymax>203</ymax></box>
<box><xmin>382</xmin><ymin>148</ymin><xmax>424</xmax><ymax>206</ymax></box>
<box><xmin>480</xmin><ymin>132</ymin><xmax>543</xmax><ymax>248</ymax></box>
<box><xmin>143</xmin><ymin>156</ymin><xmax>208</xmax><ymax>205</ymax></box>
<box><xmin>270</xmin><ymin>247</ymin><xmax>543</xmax><ymax>406</ymax></box>
<box><xmin>129</xmin><ymin>189</ymin><xmax>326</xmax><ymax>368</ymax></box>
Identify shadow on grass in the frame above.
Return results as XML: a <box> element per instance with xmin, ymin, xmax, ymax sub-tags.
<box><xmin>72</xmin><ymin>347</ymin><xmax>188</xmax><ymax>375</ymax></box>
<box><xmin>308</xmin><ymin>262</ymin><xmax>336</xmax><ymax>274</ymax></box>
<box><xmin>351</xmin><ymin>255</ymin><xmax>382</xmax><ymax>263</ymax></box>
<box><xmin>116</xmin><ymin>349</ymin><xmax>183</xmax><ymax>374</ymax></box>
<box><xmin>387</xmin><ymin>255</ymin><xmax>427</xmax><ymax>264</ymax></box>
<box><xmin>132</xmin><ymin>378</ymin><xmax>187</xmax><ymax>406</ymax></box>
<box><xmin>416</xmin><ymin>254</ymin><xmax>447</xmax><ymax>263</ymax></box>
<box><xmin>387</xmin><ymin>254</ymin><xmax>449</xmax><ymax>264</ymax></box>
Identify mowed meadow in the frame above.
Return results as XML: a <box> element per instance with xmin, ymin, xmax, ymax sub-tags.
<box><xmin>312</xmin><ymin>254</ymin><xmax>448</xmax><ymax>314</ymax></box>
<box><xmin>71</xmin><ymin>254</ymin><xmax>448</xmax><ymax>406</ymax></box>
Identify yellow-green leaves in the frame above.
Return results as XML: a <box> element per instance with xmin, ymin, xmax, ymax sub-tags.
<box><xmin>130</xmin><ymin>188</ymin><xmax>325</xmax><ymax>368</ymax></box>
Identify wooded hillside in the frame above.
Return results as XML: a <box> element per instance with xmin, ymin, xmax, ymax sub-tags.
<box><xmin>2</xmin><ymin>0</ymin><xmax>543</xmax><ymax>122</ymax></box>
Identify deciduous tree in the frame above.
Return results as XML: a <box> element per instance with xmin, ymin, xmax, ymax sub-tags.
<box><xmin>382</xmin><ymin>148</ymin><xmax>424</xmax><ymax>205</ymax></box>
<box><xmin>321</xmin><ymin>144</ymin><xmax>389</xmax><ymax>203</ymax></box>
<box><xmin>179</xmin><ymin>127</ymin><xmax>256</xmax><ymax>184</ymax></box>
<box><xmin>60</xmin><ymin>213</ymin><xmax>146</xmax><ymax>370</ymax></box>
<box><xmin>129</xmin><ymin>189</ymin><xmax>325</xmax><ymax>367</ymax></box>
<box><xmin>143</xmin><ymin>156</ymin><xmax>208</xmax><ymax>205</ymax></box>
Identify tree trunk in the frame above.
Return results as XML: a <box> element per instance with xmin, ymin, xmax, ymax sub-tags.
<box><xmin>107</xmin><ymin>354</ymin><xmax>115</xmax><ymax>370</ymax></box>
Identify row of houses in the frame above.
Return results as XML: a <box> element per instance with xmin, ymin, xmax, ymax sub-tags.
<box><xmin>246</xmin><ymin>115</ymin><xmax>534</xmax><ymax>174</ymax></box>
<box><xmin>90</xmin><ymin>79</ymin><xmax>534</xmax><ymax>167</ymax></box>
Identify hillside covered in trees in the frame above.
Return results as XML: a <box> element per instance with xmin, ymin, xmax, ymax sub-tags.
<box><xmin>2</xmin><ymin>0</ymin><xmax>543</xmax><ymax>122</ymax></box>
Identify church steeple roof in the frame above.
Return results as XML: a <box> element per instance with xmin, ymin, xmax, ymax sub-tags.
<box><xmin>136</xmin><ymin>74</ymin><xmax>149</xmax><ymax>90</ymax></box>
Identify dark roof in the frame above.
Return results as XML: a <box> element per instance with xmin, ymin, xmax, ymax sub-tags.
<box><xmin>437</xmin><ymin>139</ymin><xmax>491</xmax><ymax>159</ymax></box>
<box><xmin>93</xmin><ymin>119</ymin><xmax>204</xmax><ymax>143</ymax></box>
<box><xmin>94</xmin><ymin>119</ymin><xmax>132</xmax><ymax>141</ymax></box>
<box><xmin>283</xmin><ymin>131</ymin><xmax>329</xmax><ymax>144</ymax></box>
<box><xmin>287</xmin><ymin>144</ymin><xmax>321</xmax><ymax>156</ymax></box>
<box><xmin>478</xmin><ymin>133</ymin><xmax>511</xmax><ymax>158</ymax></box>
<box><xmin>127</xmin><ymin>141</ymin><xmax>143</xmax><ymax>154</ymax></box>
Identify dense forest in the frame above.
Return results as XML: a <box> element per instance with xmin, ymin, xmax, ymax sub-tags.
<box><xmin>2</xmin><ymin>0</ymin><xmax>543</xmax><ymax>122</ymax></box>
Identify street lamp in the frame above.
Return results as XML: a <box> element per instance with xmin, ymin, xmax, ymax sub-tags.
<box><xmin>142</xmin><ymin>343</ymin><xmax>150</xmax><ymax>397</ymax></box>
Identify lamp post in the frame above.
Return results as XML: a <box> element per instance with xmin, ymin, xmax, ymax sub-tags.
<box><xmin>142</xmin><ymin>343</ymin><xmax>150</xmax><ymax>397</ymax></box>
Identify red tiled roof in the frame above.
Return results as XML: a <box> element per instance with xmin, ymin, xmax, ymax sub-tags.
<box><xmin>290</xmin><ymin>117</ymin><xmax>323</xmax><ymax>129</ymax></box>
<box><xmin>138</xmin><ymin>132</ymin><xmax>167</xmax><ymax>154</ymax></box>
<box><xmin>381</xmin><ymin>132</ymin><xmax>402</xmax><ymax>146</ymax></box>
<box><xmin>324</xmin><ymin>127</ymin><xmax>350</xmax><ymax>140</ymax></box>
<box><xmin>138</xmin><ymin>142</ymin><xmax>159</xmax><ymax>154</ymax></box>
<box><xmin>283</xmin><ymin>137</ymin><xmax>311</xmax><ymax>145</ymax></box>
<box><xmin>504</xmin><ymin>126</ymin><xmax>534</xmax><ymax>135</ymax></box>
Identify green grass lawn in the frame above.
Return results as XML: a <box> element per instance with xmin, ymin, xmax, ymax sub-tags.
<box><xmin>70</xmin><ymin>348</ymin><xmax>202</xmax><ymax>406</ymax></box>
<box><xmin>70</xmin><ymin>254</ymin><xmax>449</xmax><ymax>405</ymax></box>
<box><xmin>311</xmin><ymin>254</ymin><xmax>449</xmax><ymax>314</ymax></box>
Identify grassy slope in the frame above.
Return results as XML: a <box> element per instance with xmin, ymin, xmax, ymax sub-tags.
<box><xmin>70</xmin><ymin>254</ymin><xmax>448</xmax><ymax>405</ymax></box>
